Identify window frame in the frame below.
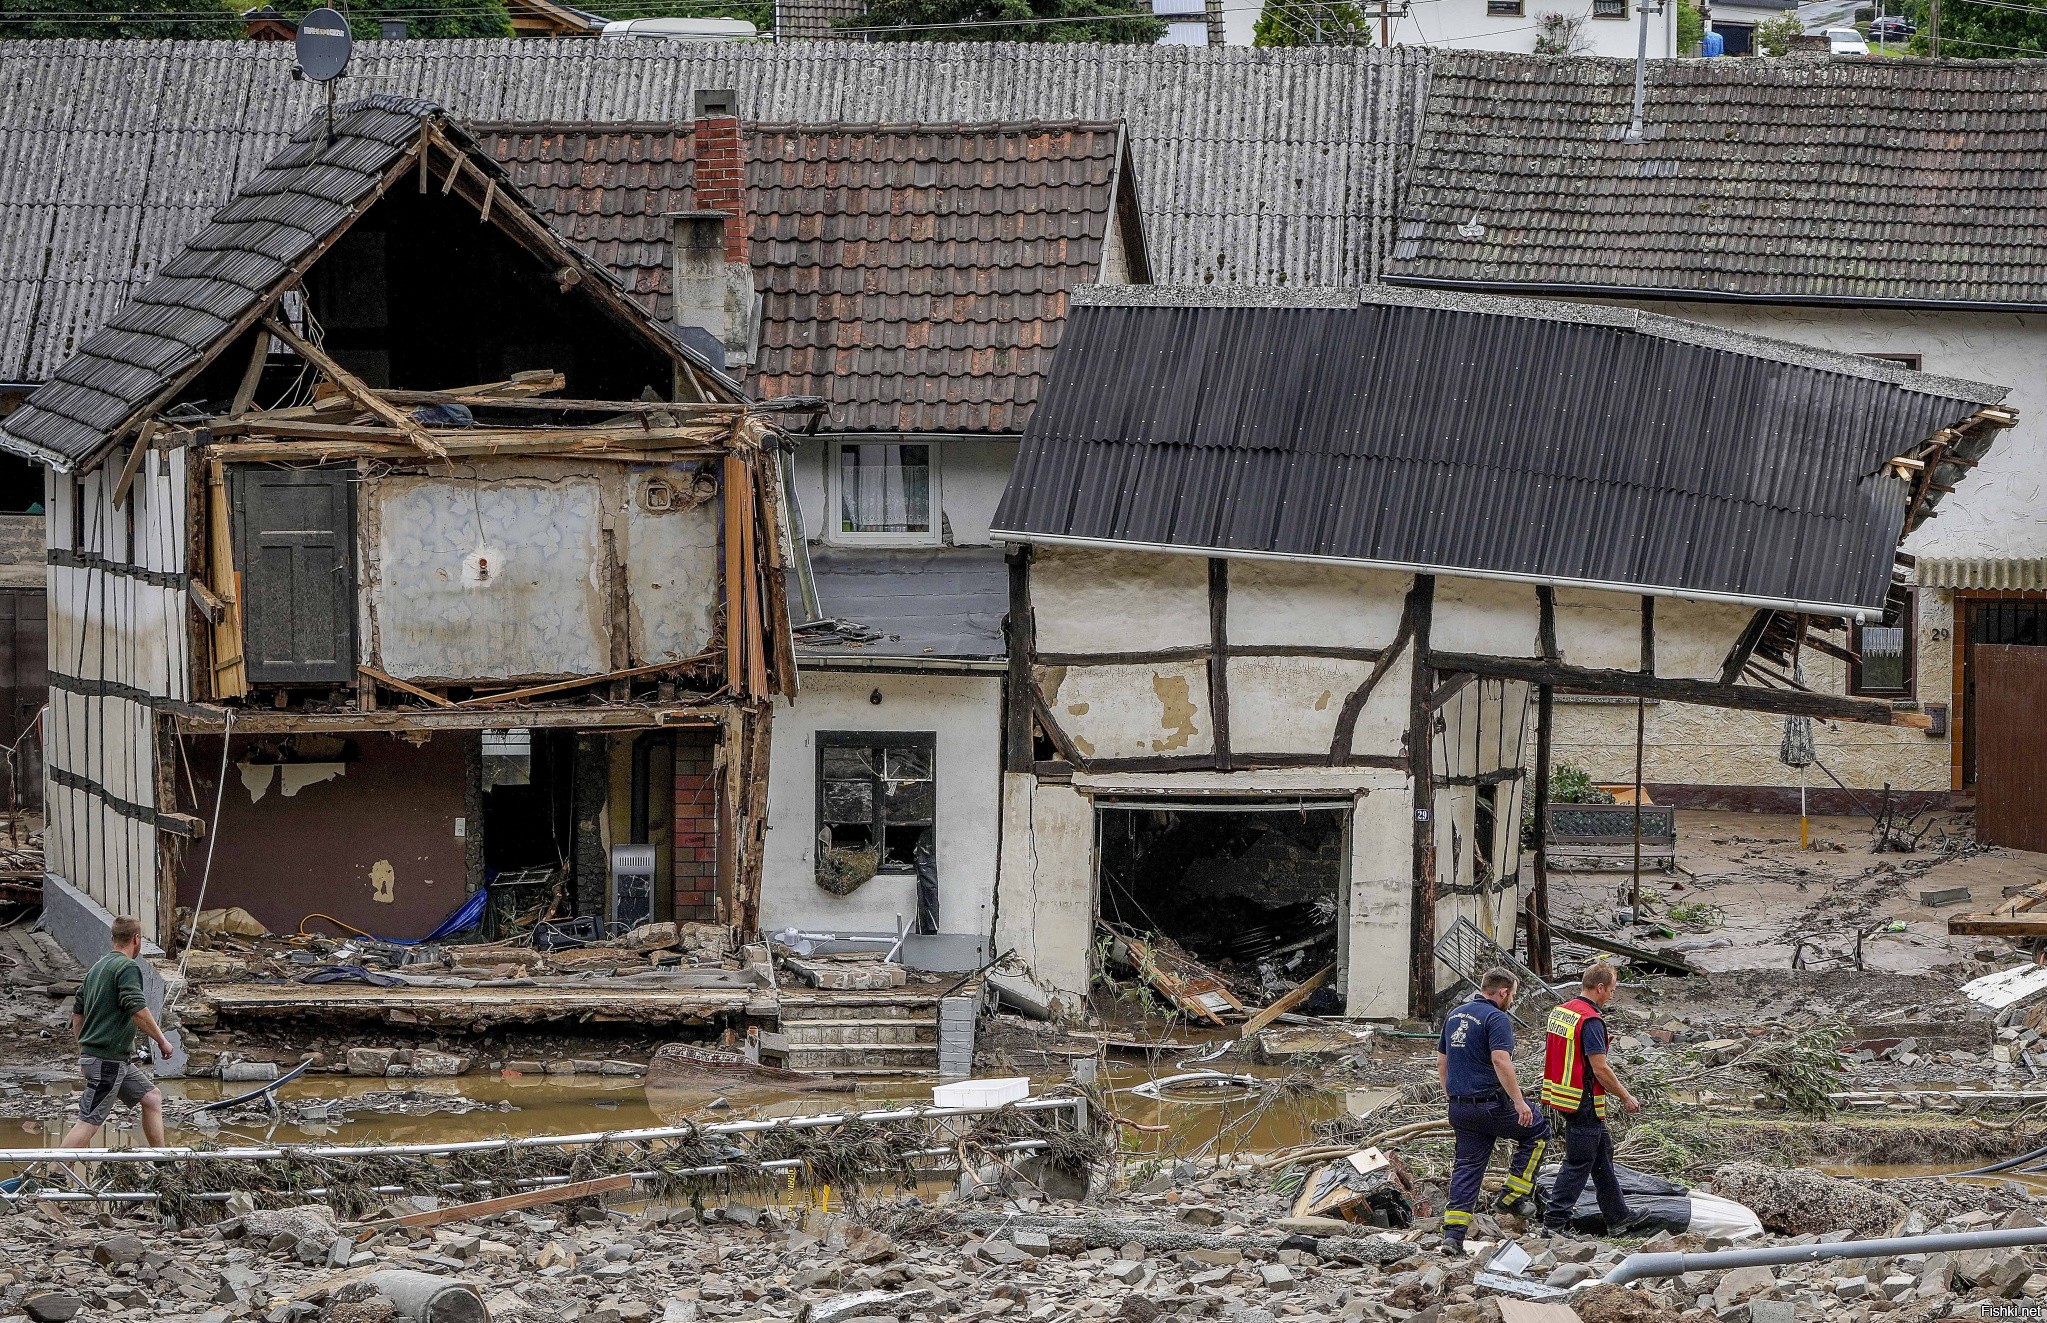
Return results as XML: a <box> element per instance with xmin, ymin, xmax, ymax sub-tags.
<box><xmin>827</xmin><ymin>438</ymin><xmax>942</xmax><ymax>548</ymax></box>
<box><xmin>816</xmin><ymin>730</ymin><xmax>938</xmax><ymax>875</ymax></box>
<box><xmin>1849</xmin><ymin>589</ymin><xmax>1916</xmax><ymax>699</ymax></box>
<box><xmin>1591</xmin><ymin>0</ymin><xmax>1628</xmax><ymax>16</ymax></box>
<box><xmin>1487</xmin><ymin>0</ymin><xmax>1525</xmax><ymax>14</ymax></box>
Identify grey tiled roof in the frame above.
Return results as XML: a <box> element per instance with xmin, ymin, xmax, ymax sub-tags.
<box><xmin>993</xmin><ymin>285</ymin><xmax>2011</xmax><ymax>616</ymax></box>
<box><xmin>1386</xmin><ymin>52</ymin><xmax>2047</xmax><ymax>309</ymax></box>
<box><xmin>1</xmin><ymin>96</ymin><xmax>433</xmax><ymax>469</ymax></box>
<box><xmin>0</xmin><ymin>40</ymin><xmax>1431</xmax><ymax>389</ymax></box>
<box><xmin>476</xmin><ymin>121</ymin><xmax>1136</xmax><ymax>435</ymax></box>
<box><xmin>0</xmin><ymin>94</ymin><xmax>733</xmax><ymax>468</ymax></box>
<box><xmin>797</xmin><ymin>546</ymin><xmax>1008</xmax><ymax>661</ymax></box>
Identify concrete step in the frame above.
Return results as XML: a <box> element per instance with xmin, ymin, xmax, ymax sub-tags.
<box><xmin>779</xmin><ymin>1000</ymin><xmax>936</xmax><ymax>1023</ymax></box>
<box><xmin>777</xmin><ymin>1044</ymin><xmax>938</xmax><ymax>1072</ymax></box>
<box><xmin>781</xmin><ymin>1018</ymin><xmax>938</xmax><ymax>1048</ymax></box>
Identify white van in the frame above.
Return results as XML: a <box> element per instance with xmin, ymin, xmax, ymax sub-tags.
<box><xmin>599</xmin><ymin>16</ymin><xmax>761</xmax><ymax>39</ymax></box>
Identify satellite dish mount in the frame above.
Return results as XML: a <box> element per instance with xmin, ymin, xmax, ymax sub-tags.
<box><xmin>295</xmin><ymin>7</ymin><xmax>355</xmax><ymax>143</ymax></box>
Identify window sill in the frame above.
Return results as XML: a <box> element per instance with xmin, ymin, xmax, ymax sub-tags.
<box><xmin>827</xmin><ymin>534</ymin><xmax>944</xmax><ymax>549</ymax></box>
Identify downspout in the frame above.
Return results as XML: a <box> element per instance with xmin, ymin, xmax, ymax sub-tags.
<box><xmin>1604</xmin><ymin>1226</ymin><xmax>2047</xmax><ymax>1287</ymax></box>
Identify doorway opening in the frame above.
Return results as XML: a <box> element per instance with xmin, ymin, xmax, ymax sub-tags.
<box><xmin>1095</xmin><ymin>800</ymin><xmax>1348</xmax><ymax>1009</ymax></box>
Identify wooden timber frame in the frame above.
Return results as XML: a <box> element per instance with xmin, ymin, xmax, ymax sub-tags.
<box><xmin>149</xmin><ymin>374</ymin><xmax>802</xmax><ymax>934</ymax></box>
<box><xmin>1006</xmin><ymin>550</ymin><xmax>1949</xmax><ymax>1019</ymax></box>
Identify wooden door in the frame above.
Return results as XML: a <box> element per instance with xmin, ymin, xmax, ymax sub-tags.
<box><xmin>229</xmin><ymin>467</ymin><xmax>356</xmax><ymax>684</ymax></box>
<box><xmin>1976</xmin><ymin>644</ymin><xmax>2047</xmax><ymax>854</ymax></box>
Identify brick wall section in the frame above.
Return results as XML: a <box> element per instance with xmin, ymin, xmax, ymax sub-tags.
<box><xmin>691</xmin><ymin>113</ymin><xmax>749</xmax><ymax>264</ymax></box>
<box><xmin>673</xmin><ymin>729</ymin><xmax>719</xmax><ymax>923</ymax></box>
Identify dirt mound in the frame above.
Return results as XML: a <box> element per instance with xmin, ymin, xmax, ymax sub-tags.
<box><xmin>1574</xmin><ymin>1283</ymin><xmax>1684</xmax><ymax>1323</ymax></box>
<box><xmin>1706</xmin><ymin>1161</ymin><xmax>1905</xmax><ymax>1237</ymax></box>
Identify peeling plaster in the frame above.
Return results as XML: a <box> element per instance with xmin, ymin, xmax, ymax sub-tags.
<box><xmin>278</xmin><ymin>763</ymin><xmax>345</xmax><ymax>797</ymax></box>
<box><xmin>1150</xmin><ymin>674</ymin><xmax>1199</xmax><ymax>751</ymax></box>
<box><xmin>238</xmin><ymin>763</ymin><xmax>275</xmax><ymax>803</ymax></box>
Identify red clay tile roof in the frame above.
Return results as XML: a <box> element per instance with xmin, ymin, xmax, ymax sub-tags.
<box><xmin>476</xmin><ymin>121</ymin><xmax>1146</xmax><ymax>434</ymax></box>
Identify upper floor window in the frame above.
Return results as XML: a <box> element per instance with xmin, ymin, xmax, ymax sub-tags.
<box><xmin>1489</xmin><ymin>0</ymin><xmax>1525</xmax><ymax>14</ymax></box>
<box><xmin>833</xmin><ymin>440</ymin><xmax>939</xmax><ymax>545</ymax></box>
<box><xmin>1592</xmin><ymin>0</ymin><xmax>1627</xmax><ymax>16</ymax></box>
<box><xmin>1849</xmin><ymin>590</ymin><xmax>1914</xmax><ymax>698</ymax></box>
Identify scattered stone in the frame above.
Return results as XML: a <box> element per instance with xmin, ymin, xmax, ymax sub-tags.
<box><xmin>93</xmin><ymin>1232</ymin><xmax>148</xmax><ymax>1266</ymax></box>
<box><xmin>1708</xmin><ymin>1164</ymin><xmax>1908</xmax><ymax>1238</ymax></box>
<box><xmin>23</xmin><ymin>1296</ymin><xmax>84</xmax><ymax>1323</ymax></box>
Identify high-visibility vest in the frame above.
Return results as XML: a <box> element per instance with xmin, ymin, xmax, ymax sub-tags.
<box><xmin>1541</xmin><ymin>996</ymin><xmax>1610</xmax><ymax>1118</ymax></box>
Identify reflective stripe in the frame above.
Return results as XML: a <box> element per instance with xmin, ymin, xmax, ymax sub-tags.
<box><xmin>1443</xmin><ymin>1209</ymin><xmax>1473</xmax><ymax>1227</ymax></box>
<box><xmin>1503</xmin><ymin>1135</ymin><xmax>1548</xmax><ymax>1195</ymax></box>
<box><xmin>1542</xmin><ymin>998</ymin><xmax>1609</xmax><ymax>1117</ymax></box>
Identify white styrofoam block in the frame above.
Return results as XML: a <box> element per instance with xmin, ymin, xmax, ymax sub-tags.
<box><xmin>933</xmin><ymin>1077</ymin><xmax>1030</xmax><ymax>1110</ymax></box>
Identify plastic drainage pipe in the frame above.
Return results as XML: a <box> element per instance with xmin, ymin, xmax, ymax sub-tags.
<box><xmin>1603</xmin><ymin>1225</ymin><xmax>2047</xmax><ymax>1286</ymax></box>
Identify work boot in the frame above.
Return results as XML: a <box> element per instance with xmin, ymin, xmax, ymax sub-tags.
<box><xmin>1439</xmin><ymin>1232</ymin><xmax>1466</xmax><ymax>1257</ymax></box>
<box><xmin>1496</xmin><ymin>1193</ymin><xmax>1534</xmax><ymax>1219</ymax></box>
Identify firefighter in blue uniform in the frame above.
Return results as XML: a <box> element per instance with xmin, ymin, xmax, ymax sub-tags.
<box><xmin>1435</xmin><ymin>967</ymin><xmax>1550</xmax><ymax>1256</ymax></box>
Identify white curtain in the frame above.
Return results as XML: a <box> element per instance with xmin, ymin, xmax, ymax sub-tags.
<box><xmin>839</xmin><ymin>443</ymin><xmax>931</xmax><ymax>534</ymax></box>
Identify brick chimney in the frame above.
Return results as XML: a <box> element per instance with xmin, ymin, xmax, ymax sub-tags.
<box><xmin>673</xmin><ymin>88</ymin><xmax>757</xmax><ymax>371</ymax></box>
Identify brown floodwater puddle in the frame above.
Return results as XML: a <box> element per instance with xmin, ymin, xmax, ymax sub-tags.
<box><xmin>2</xmin><ymin>1059</ymin><xmax>1393</xmax><ymax>1157</ymax></box>
<box><xmin>1821</xmin><ymin>1160</ymin><xmax>2047</xmax><ymax>1194</ymax></box>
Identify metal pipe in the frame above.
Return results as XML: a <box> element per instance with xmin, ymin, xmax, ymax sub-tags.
<box><xmin>1604</xmin><ymin>1226</ymin><xmax>2047</xmax><ymax>1286</ymax></box>
<box><xmin>0</xmin><ymin>1096</ymin><xmax>1082</xmax><ymax>1165</ymax></box>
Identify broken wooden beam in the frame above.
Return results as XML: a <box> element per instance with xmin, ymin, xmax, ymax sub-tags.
<box><xmin>260</xmin><ymin>316</ymin><xmax>447</xmax><ymax>458</ymax></box>
<box><xmin>1948</xmin><ymin>913</ymin><xmax>2047</xmax><ymax>938</ymax></box>
<box><xmin>350</xmin><ymin>1173</ymin><xmax>633</xmax><ymax>1234</ymax></box>
<box><xmin>1544</xmin><ymin>920</ymin><xmax>1701</xmax><ymax>976</ymax></box>
<box><xmin>1428</xmin><ymin>651</ymin><xmax>1933</xmax><ymax>728</ymax></box>
<box><xmin>357</xmin><ymin>665</ymin><xmax>457</xmax><ymax>710</ymax></box>
<box><xmin>1239</xmin><ymin>964</ymin><xmax>1332</xmax><ymax>1038</ymax></box>
<box><xmin>453</xmin><ymin>652</ymin><xmax>717</xmax><ymax>708</ymax></box>
<box><xmin>154</xmin><ymin>812</ymin><xmax>206</xmax><ymax>840</ymax></box>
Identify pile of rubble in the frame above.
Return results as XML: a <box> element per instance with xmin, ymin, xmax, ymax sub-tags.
<box><xmin>7</xmin><ymin>1151</ymin><xmax>2047</xmax><ymax>1323</ymax></box>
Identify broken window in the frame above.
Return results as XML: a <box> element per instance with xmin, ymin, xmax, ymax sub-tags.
<box><xmin>833</xmin><ymin>441</ymin><xmax>936</xmax><ymax>542</ymax></box>
<box><xmin>1849</xmin><ymin>590</ymin><xmax>1914</xmax><ymax>698</ymax></box>
<box><xmin>818</xmin><ymin>732</ymin><xmax>935</xmax><ymax>871</ymax></box>
<box><xmin>482</xmin><ymin>727</ymin><xmax>533</xmax><ymax>789</ymax></box>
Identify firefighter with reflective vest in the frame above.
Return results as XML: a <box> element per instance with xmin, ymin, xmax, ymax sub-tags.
<box><xmin>1539</xmin><ymin>962</ymin><xmax>1639</xmax><ymax>1235</ymax></box>
<box><xmin>1434</xmin><ymin>967</ymin><xmax>1549</xmax><ymax>1256</ymax></box>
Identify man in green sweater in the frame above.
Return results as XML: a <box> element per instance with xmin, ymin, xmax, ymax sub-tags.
<box><xmin>59</xmin><ymin>916</ymin><xmax>173</xmax><ymax>1149</ymax></box>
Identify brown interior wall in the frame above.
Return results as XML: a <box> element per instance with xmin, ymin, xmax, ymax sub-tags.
<box><xmin>175</xmin><ymin>731</ymin><xmax>471</xmax><ymax>940</ymax></box>
<box><xmin>674</xmin><ymin>728</ymin><xmax>717</xmax><ymax>923</ymax></box>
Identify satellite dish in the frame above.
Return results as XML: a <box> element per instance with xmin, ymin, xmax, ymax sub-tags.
<box><xmin>296</xmin><ymin>7</ymin><xmax>354</xmax><ymax>82</ymax></box>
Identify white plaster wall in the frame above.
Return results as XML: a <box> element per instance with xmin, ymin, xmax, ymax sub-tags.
<box><xmin>1394</xmin><ymin>0</ymin><xmax>1678</xmax><ymax>56</ymax></box>
<box><xmin>1655</xmin><ymin>598</ymin><xmax>1754</xmax><ymax>682</ymax></box>
<box><xmin>1226</xmin><ymin>654</ymin><xmax>1371</xmax><ymax>756</ymax></box>
<box><xmin>761</xmin><ymin>670</ymin><xmax>1003</xmax><ymax>937</ymax></box>
<box><xmin>1433</xmin><ymin>577</ymin><xmax>1543</xmax><ymax>659</ymax></box>
<box><xmin>1595</xmin><ymin>301</ymin><xmax>2046</xmax><ymax>563</ymax></box>
<box><xmin>1032</xmin><ymin>545</ymin><xmax>1211</xmax><ymax>654</ymax></box>
<box><xmin>1347</xmin><ymin>780</ymin><xmax>1415</xmax><ymax>1019</ymax></box>
<box><xmin>1040</xmin><ymin>660</ymin><xmax>1214</xmax><ymax>759</ymax></box>
<box><xmin>992</xmin><ymin>773</ymin><xmax>1096</xmax><ymax>1014</ymax></box>
<box><xmin>1553</xmin><ymin>588</ymin><xmax>1642</xmax><ymax>671</ymax></box>
<box><xmin>1228</xmin><ymin>561</ymin><xmax>1411</xmax><ymax>649</ymax></box>
<box><xmin>787</xmin><ymin>436</ymin><xmax>1020</xmax><ymax>548</ymax></box>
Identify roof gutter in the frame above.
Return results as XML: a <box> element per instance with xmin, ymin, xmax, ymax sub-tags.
<box><xmin>988</xmin><ymin>529</ymin><xmax>1883</xmax><ymax>623</ymax></box>
<box><xmin>1380</xmin><ymin>272</ymin><xmax>2047</xmax><ymax>317</ymax></box>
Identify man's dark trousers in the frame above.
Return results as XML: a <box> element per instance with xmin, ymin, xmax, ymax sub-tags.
<box><xmin>1543</xmin><ymin>1112</ymin><xmax>1631</xmax><ymax>1232</ymax></box>
<box><xmin>1444</xmin><ymin>1091</ymin><xmax>1550</xmax><ymax>1238</ymax></box>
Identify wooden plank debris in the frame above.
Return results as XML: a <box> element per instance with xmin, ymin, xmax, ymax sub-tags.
<box><xmin>1920</xmin><ymin>886</ymin><xmax>1973</xmax><ymax>909</ymax></box>
<box><xmin>260</xmin><ymin>316</ymin><xmax>447</xmax><ymax>458</ymax></box>
<box><xmin>454</xmin><ymin>652</ymin><xmax>716</xmax><ymax>708</ymax></box>
<box><xmin>349</xmin><ymin>1173</ymin><xmax>633</xmax><ymax>1234</ymax></box>
<box><xmin>1544</xmin><ymin>919</ymin><xmax>1700</xmax><ymax>976</ymax></box>
<box><xmin>357</xmin><ymin>665</ymin><xmax>457</xmax><ymax>710</ymax></box>
<box><xmin>1949</xmin><ymin>914</ymin><xmax>2047</xmax><ymax>938</ymax></box>
<box><xmin>1106</xmin><ymin>927</ymin><xmax>1245</xmax><ymax>1025</ymax></box>
<box><xmin>1238</xmin><ymin>964</ymin><xmax>1332</xmax><ymax>1039</ymax></box>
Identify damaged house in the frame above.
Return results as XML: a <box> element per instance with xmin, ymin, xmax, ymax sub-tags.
<box><xmin>0</xmin><ymin>97</ymin><xmax>799</xmax><ymax>990</ymax></box>
<box><xmin>987</xmin><ymin>285</ymin><xmax>2013</xmax><ymax>1019</ymax></box>
<box><xmin>477</xmin><ymin>110</ymin><xmax>1150</xmax><ymax>971</ymax></box>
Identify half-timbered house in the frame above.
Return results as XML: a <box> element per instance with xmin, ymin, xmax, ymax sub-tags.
<box><xmin>0</xmin><ymin>97</ymin><xmax>797</xmax><ymax>991</ymax></box>
<box><xmin>987</xmin><ymin>285</ymin><xmax>2013</xmax><ymax>1018</ymax></box>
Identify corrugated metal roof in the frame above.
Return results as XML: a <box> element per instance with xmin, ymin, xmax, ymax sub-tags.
<box><xmin>992</xmin><ymin>284</ymin><xmax>2012</xmax><ymax>616</ymax></box>
<box><xmin>0</xmin><ymin>93</ymin><xmax>735</xmax><ymax>469</ymax></box>
<box><xmin>1387</xmin><ymin>52</ymin><xmax>2047</xmax><ymax>309</ymax></box>
<box><xmin>0</xmin><ymin>39</ymin><xmax>1431</xmax><ymax>386</ymax></box>
<box><xmin>477</xmin><ymin>121</ymin><xmax>1133</xmax><ymax>435</ymax></box>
